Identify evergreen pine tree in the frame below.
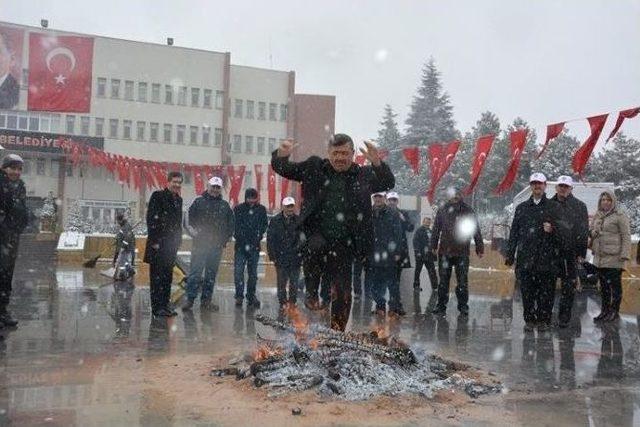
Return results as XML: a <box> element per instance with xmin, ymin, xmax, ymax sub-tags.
<box><xmin>377</xmin><ymin>104</ymin><xmax>402</xmax><ymax>151</ymax></box>
<box><xmin>531</xmin><ymin>131</ymin><xmax>581</xmax><ymax>180</ymax></box>
<box><xmin>65</xmin><ymin>201</ymin><xmax>92</xmax><ymax>233</ymax></box>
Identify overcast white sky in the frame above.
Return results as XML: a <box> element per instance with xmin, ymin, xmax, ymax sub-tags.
<box><xmin>3</xmin><ymin>0</ymin><xmax>640</xmax><ymax>146</ymax></box>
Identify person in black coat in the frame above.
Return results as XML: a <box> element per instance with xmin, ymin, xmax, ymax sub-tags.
<box><xmin>233</xmin><ymin>188</ymin><xmax>268</xmax><ymax>308</ymax></box>
<box><xmin>413</xmin><ymin>216</ymin><xmax>439</xmax><ymax>291</ymax></box>
<box><xmin>370</xmin><ymin>193</ymin><xmax>405</xmax><ymax>316</ymax></box>
<box><xmin>505</xmin><ymin>173</ymin><xmax>565</xmax><ymax>332</ymax></box>
<box><xmin>271</xmin><ymin>134</ymin><xmax>395</xmax><ymax>331</ymax></box>
<box><xmin>267</xmin><ymin>196</ymin><xmax>303</xmax><ymax>308</ymax></box>
<box><xmin>0</xmin><ymin>154</ymin><xmax>28</xmax><ymax>327</ymax></box>
<box><xmin>143</xmin><ymin>171</ymin><xmax>184</xmax><ymax>317</ymax></box>
<box><xmin>551</xmin><ymin>175</ymin><xmax>589</xmax><ymax>328</ymax></box>
<box><xmin>112</xmin><ymin>213</ymin><xmax>136</xmax><ymax>282</ymax></box>
<box><xmin>386</xmin><ymin>192</ymin><xmax>414</xmax><ymax>313</ymax></box>
<box><xmin>430</xmin><ymin>189</ymin><xmax>484</xmax><ymax>316</ymax></box>
<box><xmin>182</xmin><ymin>176</ymin><xmax>234</xmax><ymax>311</ymax></box>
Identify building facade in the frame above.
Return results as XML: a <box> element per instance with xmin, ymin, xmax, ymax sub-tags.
<box><xmin>0</xmin><ymin>21</ymin><xmax>335</xmax><ymax>230</ymax></box>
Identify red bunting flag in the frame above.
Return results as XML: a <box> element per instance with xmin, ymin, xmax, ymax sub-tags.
<box><xmin>142</xmin><ymin>161</ymin><xmax>157</xmax><ymax>189</ymax></box>
<box><xmin>536</xmin><ymin>122</ymin><xmax>565</xmax><ymax>159</ymax></box>
<box><xmin>426</xmin><ymin>140</ymin><xmax>460</xmax><ymax>203</ymax></box>
<box><xmin>226</xmin><ymin>165</ymin><xmax>246</xmax><ymax>206</ymax></box>
<box><xmin>193</xmin><ymin>165</ymin><xmax>204</xmax><ymax>195</ymax></box>
<box><xmin>268</xmin><ymin>165</ymin><xmax>277</xmax><ymax>211</ymax></box>
<box><xmin>463</xmin><ymin>135</ymin><xmax>495</xmax><ymax>196</ymax></box>
<box><xmin>607</xmin><ymin>107</ymin><xmax>640</xmax><ymax>142</ymax></box>
<box><xmin>572</xmin><ymin>114</ymin><xmax>608</xmax><ymax>176</ymax></box>
<box><xmin>494</xmin><ymin>129</ymin><xmax>529</xmax><ymax>195</ymax></box>
<box><xmin>402</xmin><ymin>147</ymin><xmax>420</xmax><ymax>175</ymax></box>
<box><xmin>131</xmin><ymin>160</ymin><xmax>142</xmax><ymax>191</ymax></box>
<box><xmin>254</xmin><ymin>164</ymin><xmax>263</xmax><ymax>200</ymax></box>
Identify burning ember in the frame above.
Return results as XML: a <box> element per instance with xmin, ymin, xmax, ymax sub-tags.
<box><xmin>211</xmin><ymin>313</ymin><xmax>502</xmax><ymax>401</ymax></box>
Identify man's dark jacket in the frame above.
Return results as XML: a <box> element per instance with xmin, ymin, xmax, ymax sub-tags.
<box><xmin>267</xmin><ymin>212</ymin><xmax>302</xmax><ymax>267</ymax></box>
<box><xmin>506</xmin><ymin>194</ymin><xmax>565</xmax><ymax>274</ymax></box>
<box><xmin>370</xmin><ymin>205</ymin><xmax>405</xmax><ymax>268</ymax></box>
<box><xmin>413</xmin><ymin>225</ymin><xmax>435</xmax><ymax>259</ymax></box>
<box><xmin>551</xmin><ymin>193</ymin><xmax>589</xmax><ymax>258</ymax></box>
<box><xmin>271</xmin><ymin>151</ymin><xmax>395</xmax><ymax>261</ymax></box>
<box><xmin>188</xmin><ymin>192</ymin><xmax>234</xmax><ymax>249</ymax></box>
<box><xmin>431</xmin><ymin>199</ymin><xmax>484</xmax><ymax>257</ymax></box>
<box><xmin>395</xmin><ymin>208</ymin><xmax>414</xmax><ymax>268</ymax></box>
<box><xmin>233</xmin><ymin>202</ymin><xmax>268</xmax><ymax>252</ymax></box>
<box><xmin>0</xmin><ymin>170</ymin><xmax>28</xmax><ymax>240</ymax></box>
<box><xmin>143</xmin><ymin>188</ymin><xmax>183</xmax><ymax>265</ymax></box>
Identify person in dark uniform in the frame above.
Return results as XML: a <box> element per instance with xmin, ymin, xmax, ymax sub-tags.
<box><xmin>0</xmin><ymin>154</ymin><xmax>28</xmax><ymax>327</ymax></box>
<box><xmin>413</xmin><ymin>216</ymin><xmax>439</xmax><ymax>292</ymax></box>
<box><xmin>143</xmin><ymin>171</ymin><xmax>183</xmax><ymax>317</ymax></box>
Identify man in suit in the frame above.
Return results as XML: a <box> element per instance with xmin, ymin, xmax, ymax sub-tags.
<box><xmin>0</xmin><ymin>32</ymin><xmax>19</xmax><ymax>110</ymax></box>
<box><xmin>144</xmin><ymin>171</ymin><xmax>183</xmax><ymax>317</ymax></box>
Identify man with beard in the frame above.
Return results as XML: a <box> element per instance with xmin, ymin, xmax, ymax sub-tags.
<box><xmin>271</xmin><ymin>134</ymin><xmax>394</xmax><ymax>330</ymax></box>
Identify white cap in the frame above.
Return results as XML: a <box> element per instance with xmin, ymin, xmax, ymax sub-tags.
<box><xmin>282</xmin><ymin>196</ymin><xmax>296</xmax><ymax>206</ymax></box>
<box><xmin>557</xmin><ymin>175</ymin><xmax>573</xmax><ymax>187</ymax></box>
<box><xmin>208</xmin><ymin>176</ymin><xmax>223</xmax><ymax>187</ymax></box>
<box><xmin>386</xmin><ymin>191</ymin><xmax>399</xmax><ymax>200</ymax></box>
<box><xmin>372</xmin><ymin>192</ymin><xmax>386</xmax><ymax>197</ymax></box>
<box><xmin>529</xmin><ymin>172</ymin><xmax>547</xmax><ymax>184</ymax></box>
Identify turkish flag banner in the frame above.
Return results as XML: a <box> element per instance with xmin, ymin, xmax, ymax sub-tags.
<box><xmin>402</xmin><ymin>147</ymin><xmax>420</xmax><ymax>175</ymax></box>
<box><xmin>463</xmin><ymin>135</ymin><xmax>495</xmax><ymax>196</ymax></box>
<box><xmin>494</xmin><ymin>129</ymin><xmax>528</xmax><ymax>195</ymax></box>
<box><xmin>268</xmin><ymin>165</ymin><xmax>277</xmax><ymax>211</ymax></box>
<box><xmin>536</xmin><ymin>122</ymin><xmax>565</xmax><ymax>160</ymax></box>
<box><xmin>193</xmin><ymin>166</ymin><xmax>204</xmax><ymax>195</ymax></box>
<box><xmin>606</xmin><ymin>107</ymin><xmax>640</xmax><ymax>142</ymax></box>
<box><xmin>254</xmin><ymin>164</ymin><xmax>263</xmax><ymax>200</ymax></box>
<box><xmin>227</xmin><ymin>165</ymin><xmax>246</xmax><ymax>207</ymax></box>
<box><xmin>572</xmin><ymin>114</ymin><xmax>608</xmax><ymax>176</ymax></box>
<box><xmin>426</xmin><ymin>140</ymin><xmax>460</xmax><ymax>203</ymax></box>
<box><xmin>28</xmin><ymin>33</ymin><xmax>94</xmax><ymax>112</ymax></box>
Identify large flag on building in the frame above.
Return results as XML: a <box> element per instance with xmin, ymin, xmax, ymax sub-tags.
<box><xmin>27</xmin><ymin>33</ymin><xmax>94</xmax><ymax>113</ymax></box>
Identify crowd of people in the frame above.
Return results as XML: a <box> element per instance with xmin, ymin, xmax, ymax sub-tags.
<box><xmin>0</xmin><ymin>134</ymin><xmax>638</xmax><ymax>333</ymax></box>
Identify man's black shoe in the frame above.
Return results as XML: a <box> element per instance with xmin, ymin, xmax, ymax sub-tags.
<box><xmin>247</xmin><ymin>299</ymin><xmax>261</xmax><ymax>309</ymax></box>
<box><xmin>431</xmin><ymin>306</ymin><xmax>446</xmax><ymax>316</ymax></box>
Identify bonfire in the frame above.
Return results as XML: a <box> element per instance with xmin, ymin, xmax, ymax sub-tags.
<box><xmin>211</xmin><ymin>306</ymin><xmax>501</xmax><ymax>401</ymax></box>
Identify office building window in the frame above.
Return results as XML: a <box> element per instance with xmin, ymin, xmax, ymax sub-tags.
<box><xmin>202</xmin><ymin>126</ymin><xmax>210</xmax><ymax>145</ymax></box>
<box><xmin>80</xmin><ymin>116</ymin><xmax>90</xmax><ymax>135</ymax></box>
<box><xmin>245</xmin><ymin>136</ymin><xmax>254</xmax><ymax>154</ymax></box>
<box><xmin>51</xmin><ymin>114</ymin><xmax>60</xmax><ymax>132</ymax></box>
<box><xmin>66</xmin><ymin>115</ymin><xmax>75</xmax><ymax>134</ymax></box>
<box><xmin>28</xmin><ymin>116</ymin><xmax>38</xmax><ymax>131</ymax></box>
<box><xmin>269</xmin><ymin>103</ymin><xmax>277</xmax><ymax>121</ymax></box>
<box><xmin>123</xmin><ymin>120</ymin><xmax>132</xmax><ymax>139</ymax></box>
<box><xmin>165</xmin><ymin>85</ymin><xmax>173</xmax><ymax>104</ymax></box>
<box><xmin>215</xmin><ymin>91</ymin><xmax>224</xmax><ymax>109</ymax></box>
<box><xmin>191</xmin><ymin>88</ymin><xmax>200</xmax><ymax>107</ymax></box>
<box><xmin>177</xmin><ymin>124</ymin><xmax>185</xmax><ymax>144</ymax></box>
<box><xmin>22</xmin><ymin>159</ymin><xmax>31</xmax><ymax>175</ymax></box>
<box><xmin>214</xmin><ymin>128</ymin><xmax>223</xmax><ymax>147</ymax></box>
<box><xmin>109</xmin><ymin>119</ymin><xmax>119</xmax><ymax>138</ymax></box>
<box><xmin>18</xmin><ymin>113</ymin><xmax>27</xmax><ymax>130</ymax></box>
<box><xmin>65</xmin><ymin>163</ymin><xmax>73</xmax><ymax>177</ymax></box>
<box><xmin>257</xmin><ymin>137</ymin><xmax>265</xmax><ymax>155</ymax></box>
<box><xmin>280</xmin><ymin>104</ymin><xmax>288</xmax><ymax>121</ymax></box>
<box><xmin>234</xmin><ymin>99</ymin><xmax>243</xmax><ymax>118</ymax></box>
<box><xmin>36</xmin><ymin>159</ymin><xmax>46</xmax><ymax>176</ymax></box>
<box><xmin>151</xmin><ymin>83</ymin><xmax>161</xmax><ymax>103</ymax></box>
<box><xmin>233</xmin><ymin>135</ymin><xmax>242</xmax><ymax>152</ymax></box>
<box><xmin>138</xmin><ymin>82</ymin><xmax>148</xmax><ymax>102</ymax></box>
<box><xmin>150</xmin><ymin>122</ymin><xmax>159</xmax><ymax>142</ymax></box>
<box><xmin>40</xmin><ymin>115</ymin><xmax>50</xmax><ymax>132</ymax></box>
<box><xmin>124</xmin><ymin>80</ymin><xmax>134</xmax><ymax>100</ymax></box>
<box><xmin>111</xmin><ymin>79</ymin><xmax>120</xmax><ymax>98</ymax></box>
<box><xmin>203</xmin><ymin>89</ymin><xmax>212</xmax><ymax>108</ymax></box>
<box><xmin>268</xmin><ymin>138</ymin><xmax>276</xmax><ymax>153</ymax></box>
<box><xmin>136</xmin><ymin>121</ymin><xmax>145</xmax><ymax>141</ymax></box>
<box><xmin>190</xmin><ymin>126</ymin><xmax>198</xmax><ymax>145</ymax></box>
<box><xmin>95</xmin><ymin>118</ymin><xmax>104</xmax><ymax>137</ymax></box>
<box><xmin>97</xmin><ymin>78</ymin><xmax>106</xmax><ymax>97</ymax></box>
<box><xmin>258</xmin><ymin>102</ymin><xmax>266</xmax><ymax>120</ymax></box>
<box><xmin>50</xmin><ymin>159</ymin><xmax>60</xmax><ymax>177</ymax></box>
<box><xmin>5</xmin><ymin>113</ymin><xmax>16</xmax><ymax>129</ymax></box>
<box><xmin>163</xmin><ymin>124</ymin><xmax>172</xmax><ymax>143</ymax></box>
<box><xmin>246</xmin><ymin>100</ymin><xmax>255</xmax><ymax>119</ymax></box>
<box><xmin>178</xmin><ymin>86</ymin><xmax>187</xmax><ymax>105</ymax></box>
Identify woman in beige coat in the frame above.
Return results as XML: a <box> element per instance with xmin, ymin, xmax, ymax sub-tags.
<box><xmin>590</xmin><ymin>190</ymin><xmax>631</xmax><ymax>322</ymax></box>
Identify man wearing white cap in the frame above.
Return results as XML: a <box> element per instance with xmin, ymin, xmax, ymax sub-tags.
<box><xmin>267</xmin><ymin>196</ymin><xmax>303</xmax><ymax>309</ymax></box>
<box><xmin>505</xmin><ymin>172</ymin><xmax>565</xmax><ymax>332</ymax></box>
<box><xmin>0</xmin><ymin>153</ymin><xmax>28</xmax><ymax>327</ymax></box>
<box><xmin>551</xmin><ymin>175</ymin><xmax>589</xmax><ymax>328</ymax></box>
<box><xmin>182</xmin><ymin>176</ymin><xmax>234</xmax><ymax>311</ymax></box>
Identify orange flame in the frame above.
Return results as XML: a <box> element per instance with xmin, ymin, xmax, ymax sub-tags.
<box><xmin>286</xmin><ymin>304</ymin><xmax>309</xmax><ymax>341</ymax></box>
<box><xmin>253</xmin><ymin>344</ymin><xmax>284</xmax><ymax>362</ymax></box>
